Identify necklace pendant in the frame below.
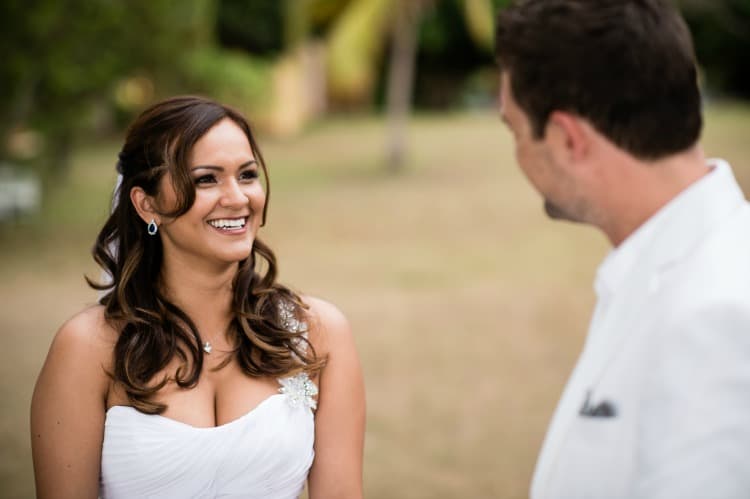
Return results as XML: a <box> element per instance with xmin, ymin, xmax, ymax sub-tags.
<box><xmin>203</xmin><ymin>341</ymin><xmax>212</xmax><ymax>354</ymax></box>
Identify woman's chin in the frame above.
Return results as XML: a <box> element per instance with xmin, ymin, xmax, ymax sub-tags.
<box><xmin>211</xmin><ymin>244</ymin><xmax>254</xmax><ymax>265</ymax></box>
<box><xmin>224</xmin><ymin>250</ymin><xmax>253</xmax><ymax>264</ymax></box>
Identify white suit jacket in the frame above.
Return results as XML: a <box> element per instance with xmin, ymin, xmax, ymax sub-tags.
<box><xmin>531</xmin><ymin>160</ymin><xmax>750</xmax><ymax>499</ymax></box>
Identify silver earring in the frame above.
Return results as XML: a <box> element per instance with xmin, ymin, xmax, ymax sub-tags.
<box><xmin>147</xmin><ymin>219</ymin><xmax>158</xmax><ymax>236</ymax></box>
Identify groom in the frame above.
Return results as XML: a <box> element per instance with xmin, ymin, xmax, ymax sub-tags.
<box><xmin>495</xmin><ymin>1</ymin><xmax>750</xmax><ymax>497</ymax></box>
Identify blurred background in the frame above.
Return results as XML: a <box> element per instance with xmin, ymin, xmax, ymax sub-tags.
<box><xmin>1</xmin><ymin>1</ymin><xmax>749</xmax><ymax>497</ymax></box>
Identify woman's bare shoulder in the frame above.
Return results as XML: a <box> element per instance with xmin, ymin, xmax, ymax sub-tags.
<box><xmin>301</xmin><ymin>296</ymin><xmax>352</xmax><ymax>356</ymax></box>
<box><xmin>48</xmin><ymin>305</ymin><xmax>117</xmax><ymax>372</ymax></box>
<box><xmin>32</xmin><ymin>305</ymin><xmax>117</xmax><ymax>422</ymax></box>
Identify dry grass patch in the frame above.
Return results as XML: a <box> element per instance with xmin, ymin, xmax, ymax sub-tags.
<box><xmin>2</xmin><ymin>104</ymin><xmax>749</xmax><ymax>498</ymax></box>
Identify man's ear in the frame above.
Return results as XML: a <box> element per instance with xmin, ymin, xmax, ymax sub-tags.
<box><xmin>130</xmin><ymin>186</ymin><xmax>160</xmax><ymax>225</ymax></box>
<box><xmin>545</xmin><ymin>111</ymin><xmax>590</xmax><ymax>168</ymax></box>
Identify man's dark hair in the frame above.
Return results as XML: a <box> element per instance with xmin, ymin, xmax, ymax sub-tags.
<box><xmin>496</xmin><ymin>0</ymin><xmax>702</xmax><ymax>160</ymax></box>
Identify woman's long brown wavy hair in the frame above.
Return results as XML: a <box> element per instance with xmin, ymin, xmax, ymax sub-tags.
<box><xmin>88</xmin><ymin>96</ymin><xmax>323</xmax><ymax>414</ymax></box>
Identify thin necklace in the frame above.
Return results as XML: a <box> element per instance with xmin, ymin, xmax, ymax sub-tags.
<box><xmin>200</xmin><ymin>321</ymin><xmax>232</xmax><ymax>355</ymax></box>
<box><xmin>201</xmin><ymin>328</ymin><xmax>225</xmax><ymax>354</ymax></box>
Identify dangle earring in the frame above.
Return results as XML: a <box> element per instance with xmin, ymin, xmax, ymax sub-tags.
<box><xmin>147</xmin><ymin>219</ymin><xmax>158</xmax><ymax>236</ymax></box>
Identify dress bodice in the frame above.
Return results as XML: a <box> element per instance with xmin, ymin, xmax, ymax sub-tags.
<box><xmin>99</xmin><ymin>373</ymin><xmax>317</xmax><ymax>499</ymax></box>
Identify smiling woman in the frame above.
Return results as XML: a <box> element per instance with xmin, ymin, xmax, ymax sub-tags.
<box><xmin>135</xmin><ymin>118</ymin><xmax>268</xmax><ymax>270</ymax></box>
<box><xmin>29</xmin><ymin>96</ymin><xmax>365</xmax><ymax>499</ymax></box>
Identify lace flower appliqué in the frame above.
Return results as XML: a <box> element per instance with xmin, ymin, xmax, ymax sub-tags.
<box><xmin>279</xmin><ymin>373</ymin><xmax>318</xmax><ymax>410</ymax></box>
<box><xmin>277</xmin><ymin>300</ymin><xmax>317</xmax><ymax>410</ymax></box>
<box><xmin>278</xmin><ymin>299</ymin><xmax>308</xmax><ymax>334</ymax></box>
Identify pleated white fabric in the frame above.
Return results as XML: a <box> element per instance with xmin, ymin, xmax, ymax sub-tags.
<box><xmin>100</xmin><ymin>375</ymin><xmax>316</xmax><ymax>499</ymax></box>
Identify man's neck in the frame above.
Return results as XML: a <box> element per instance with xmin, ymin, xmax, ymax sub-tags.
<box><xmin>599</xmin><ymin>145</ymin><xmax>709</xmax><ymax>247</ymax></box>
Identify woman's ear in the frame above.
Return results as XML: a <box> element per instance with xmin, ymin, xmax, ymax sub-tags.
<box><xmin>130</xmin><ymin>186</ymin><xmax>160</xmax><ymax>225</ymax></box>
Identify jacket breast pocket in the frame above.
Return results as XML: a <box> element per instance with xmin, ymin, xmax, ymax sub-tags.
<box><xmin>548</xmin><ymin>402</ymin><xmax>634</xmax><ymax>498</ymax></box>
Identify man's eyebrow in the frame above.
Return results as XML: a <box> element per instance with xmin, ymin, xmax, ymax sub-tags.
<box><xmin>190</xmin><ymin>160</ymin><xmax>257</xmax><ymax>172</ymax></box>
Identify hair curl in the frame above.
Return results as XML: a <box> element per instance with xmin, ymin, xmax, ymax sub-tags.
<box><xmin>88</xmin><ymin>96</ymin><xmax>323</xmax><ymax>414</ymax></box>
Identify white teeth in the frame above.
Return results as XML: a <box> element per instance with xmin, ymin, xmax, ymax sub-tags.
<box><xmin>208</xmin><ymin>218</ymin><xmax>246</xmax><ymax>229</ymax></box>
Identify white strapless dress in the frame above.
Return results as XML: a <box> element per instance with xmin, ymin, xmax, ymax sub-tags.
<box><xmin>99</xmin><ymin>373</ymin><xmax>318</xmax><ymax>499</ymax></box>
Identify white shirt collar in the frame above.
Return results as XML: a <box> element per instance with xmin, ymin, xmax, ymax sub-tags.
<box><xmin>594</xmin><ymin>158</ymin><xmax>743</xmax><ymax>298</ymax></box>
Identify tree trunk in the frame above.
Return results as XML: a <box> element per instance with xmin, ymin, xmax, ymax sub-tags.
<box><xmin>384</xmin><ymin>0</ymin><xmax>425</xmax><ymax>173</ymax></box>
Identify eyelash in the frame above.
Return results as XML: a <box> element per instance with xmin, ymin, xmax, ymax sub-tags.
<box><xmin>194</xmin><ymin>170</ymin><xmax>259</xmax><ymax>185</ymax></box>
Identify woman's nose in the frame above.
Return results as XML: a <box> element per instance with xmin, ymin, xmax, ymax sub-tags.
<box><xmin>220</xmin><ymin>179</ymin><xmax>249</xmax><ymax>207</ymax></box>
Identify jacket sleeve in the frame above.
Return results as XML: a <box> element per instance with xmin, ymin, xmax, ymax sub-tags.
<box><xmin>633</xmin><ymin>301</ymin><xmax>750</xmax><ymax>499</ymax></box>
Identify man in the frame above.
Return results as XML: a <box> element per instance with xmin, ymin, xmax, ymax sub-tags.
<box><xmin>495</xmin><ymin>1</ymin><xmax>750</xmax><ymax>498</ymax></box>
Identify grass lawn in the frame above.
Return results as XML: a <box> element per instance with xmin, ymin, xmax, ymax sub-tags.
<box><xmin>2</xmin><ymin>103</ymin><xmax>749</xmax><ymax>499</ymax></box>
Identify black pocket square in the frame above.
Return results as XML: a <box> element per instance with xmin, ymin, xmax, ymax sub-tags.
<box><xmin>579</xmin><ymin>390</ymin><xmax>617</xmax><ymax>418</ymax></box>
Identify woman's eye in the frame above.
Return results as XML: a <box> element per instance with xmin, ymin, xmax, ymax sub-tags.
<box><xmin>194</xmin><ymin>174</ymin><xmax>216</xmax><ymax>185</ymax></box>
<box><xmin>240</xmin><ymin>170</ymin><xmax>259</xmax><ymax>181</ymax></box>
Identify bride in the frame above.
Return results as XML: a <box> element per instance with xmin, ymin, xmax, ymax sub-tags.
<box><xmin>31</xmin><ymin>96</ymin><xmax>365</xmax><ymax>498</ymax></box>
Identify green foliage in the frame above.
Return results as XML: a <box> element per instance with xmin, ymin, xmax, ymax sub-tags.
<box><xmin>461</xmin><ymin>0</ymin><xmax>496</xmax><ymax>51</ymax></box>
<box><xmin>326</xmin><ymin>0</ymin><xmax>393</xmax><ymax>101</ymax></box>
<box><xmin>217</xmin><ymin>0</ymin><xmax>285</xmax><ymax>54</ymax></box>
<box><xmin>325</xmin><ymin>0</ymin><xmax>501</xmax><ymax>105</ymax></box>
<box><xmin>180</xmin><ymin>47</ymin><xmax>272</xmax><ymax>117</ymax></box>
<box><xmin>215</xmin><ymin>0</ymin><xmax>356</xmax><ymax>55</ymax></box>
<box><xmin>490</xmin><ymin>0</ymin><xmax>513</xmax><ymax>10</ymax></box>
<box><xmin>412</xmin><ymin>0</ymin><xmax>499</xmax><ymax>108</ymax></box>
<box><xmin>420</xmin><ymin>1</ymin><xmax>488</xmax><ymax>56</ymax></box>
<box><xmin>307</xmin><ymin>0</ymin><xmax>353</xmax><ymax>35</ymax></box>
<box><xmin>0</xmin><ymin>0</ymin><xmax>217</xmax><ymax>177</ymax></box>
<box><xmin>679</xmin><ymin>0</ymin><xmax>750</xmax><ymax>98</ymax></box>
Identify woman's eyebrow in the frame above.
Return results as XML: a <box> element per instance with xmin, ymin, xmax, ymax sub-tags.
<box><xmin>190</xmin><ymin>160</ymin><xmax>257</xmax><ymax>172</ymax></box>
